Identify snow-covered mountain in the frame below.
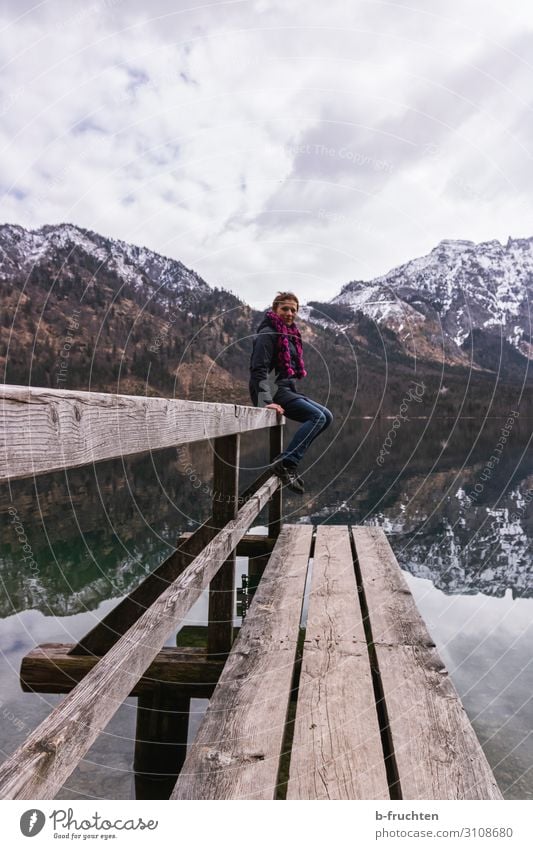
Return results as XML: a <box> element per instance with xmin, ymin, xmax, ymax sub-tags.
<box><xmin>2</xmin><ymin>222</ymin><xmax>532</xmax><ymax>404</ymax></box>
<box><xmin>0</xmin><ymin>221</ymin><xmax>256</xmax><ymax>400</ymax></box>
<box><xmin>309</xmin><ymin>237</ymin><xmax>533</xmax><ymax>370</ymax></box>
<box><xmin>0</xmin><ymin>222</ymin><xmax>210</xmax><ymax>307</ymax></box>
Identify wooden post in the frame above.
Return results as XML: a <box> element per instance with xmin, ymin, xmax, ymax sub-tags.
<box><xmin>134</xmin><ymin>686</ymin><xmax>190</xmax><ymax>799</ymax></box>
<box><xmin>269</xmin><ymin>422</ymin><xmax>283</xmax><ymax>539</ymax></box>
<box><xmin>21</xmin><ymin>644</ymin><xmax>222</xmax><ymax>697</ymax></box>
<box><xmin>247</xmin><ymin>553</ymin><xmax>270</xmax><ymax>603</ymax></box>
<box><xmin>207</xmin><ymin>434</ymin><xmax>240</xmax><ymax>659</ymax></box>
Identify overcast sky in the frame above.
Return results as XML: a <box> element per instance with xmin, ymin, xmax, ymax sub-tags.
<box><xmin>2</xmin><ymin>0</ymin><xmax>533</xmax><ymax>308</ymax></box>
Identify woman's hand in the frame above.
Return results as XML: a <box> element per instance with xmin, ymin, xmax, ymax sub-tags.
<box><xmin>265</xmin><ymin>403</ymin><xmax>284</xmax><ymax>414</ymax></box>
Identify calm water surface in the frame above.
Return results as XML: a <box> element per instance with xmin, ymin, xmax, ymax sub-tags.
<box><xmin>1</xmin><ymin>417</ymin><xmax>531</xmax><ymax>798</ymax></box>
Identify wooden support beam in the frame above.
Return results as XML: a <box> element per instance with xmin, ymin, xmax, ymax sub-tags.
<box><xmin>0</xmin><ymin>476</ymin><xmax>278</xmax><ymax>800</ymax></box>
<box><xmin>134</xmin><ymin>688</ymin><xmax>191</xmax><ymax>800</ymax></box>
<box><xmin>0</xmin><ymin>384</ymin><xmax>282</xmax><ymax>482</ymax></box>
<box><xmin>171</xmin><ymin>524</ymin><xmax>313</xmax><ymax>800</ymax></box>
<box><xmin>207</xmin><ymin>434</ymin><xmax>240</xmax><ymax>659</ymax></box>
<box><xmin>247</xmin><ymin>552</ymin><xmax>270</xmax><ymax>601</ymax></box>
<box><xmin>269</xmin><ymin>423</ymin><xmax>283</xmax><ymax>538</ymax></box>
<box><xmin>20</xmin><ymin>644</ymin><xmax>221</xmax><ymax>698</ymax></box>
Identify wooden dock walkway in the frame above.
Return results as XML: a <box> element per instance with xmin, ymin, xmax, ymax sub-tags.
<box><xmin>172</xmin><ymin>524</ymin><xmax>500</xmax><ymax>800</ymax></box>
<box><xmin>0</xmin><ymin>385</ymin><xmax>502</xmax><ymax>800</ymax></box>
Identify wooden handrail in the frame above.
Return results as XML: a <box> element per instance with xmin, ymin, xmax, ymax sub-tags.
<box><xmin>0</xmin><ymin>384</ymin><xmax>282</xmax><ymax>482</ymax></box>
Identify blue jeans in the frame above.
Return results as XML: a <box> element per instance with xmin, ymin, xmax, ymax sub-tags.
<box><xmin>277</xmin><ymin>395</ymin><xmax>333</xmax><ymax>468</ymax></box>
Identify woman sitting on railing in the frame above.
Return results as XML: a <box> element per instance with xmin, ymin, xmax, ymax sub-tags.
<box><xmin>249</xmin><ymin>291</ymin><xmax>333</xmax><ymax>494</ymax></box>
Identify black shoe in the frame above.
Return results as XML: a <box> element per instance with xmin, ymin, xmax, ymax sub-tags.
<box><xmin>269</xmin><ymin>460</ymin><xmax>305</xmax><ymax>494</ymax></box>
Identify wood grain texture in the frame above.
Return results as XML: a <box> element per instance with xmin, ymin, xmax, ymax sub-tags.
<box><xmin>352</xmin><ymin>526</ymin><xmax>502</xmax><ymax>800</ymax></box>
<box><xmin>0</xmin><ymin>476</ymin><xmax>277</xmax><ymax>800</ymax></box>
<box><xmin>0</xmin><ymin>384</ymin><xmax>280</xmax><ymax>482</ymax></box>
<box><xmin>287</xmin><ymin>525</ymin><xmax>389</xmax><ymax>800</ymax></box>
<box><xmin>171</xmin><ymin>524</ymin><xmax>313</xmax><ymax>800</ymax></box>
<box><xmin>352</xmin><ymin>525</ymin><xmax>434</xmax><ymax>648</ymax></box>
<box><xmin>372</xmin><ymin>643</ymin><xmax>502</xmax><ymax>800</ymax></box>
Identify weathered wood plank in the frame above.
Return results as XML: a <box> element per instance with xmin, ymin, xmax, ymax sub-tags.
<box><xmin>207</xmin><ymin>434</ymin><xmax>240</xmax><ymax>658</ymax></box>
<box><xmin>352</xmin><ymin>526</ymin><xmax>502</xmax><ymax>800</ymax></box>
<box><xmin>371</xmin><ymin>643</ymin><xmax>502</xmax><ymax>799</ymax></box>
<box><xmin>0</xmin><ymin>477</ymin><xmax>278</xmax><ymax>800</ymax></box>
<box><xmin>171</xmin><ymin>524</ymin><xmax>313</xmax><ymax>800</ymax></box>
<box><xmin>351</xmin><ymin>526</ymin><xmax>435</xmax><ymax>648</ymax></box>
<box><xmin>287</xmin><ymin>525</ymin><xmax>389</xmax><ymax>800</ymax></box>
<box><xmin>0</xmin><ymin>384</ymin><xmax>281</xmax><ymax>482</ymax></box>
<box><xmin>20</xmin><ymin>644</ymin><xmax>222</xmax><ymax>697</ymax></box>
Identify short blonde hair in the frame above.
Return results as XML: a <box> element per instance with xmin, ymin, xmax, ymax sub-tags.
<box><xmin>272</xmin><ymin>291</ymin><xmax>299</xmax><ymax>311</ymax></box>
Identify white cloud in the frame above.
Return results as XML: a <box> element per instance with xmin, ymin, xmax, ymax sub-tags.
<box><xmin>1</xmin><ymin>0</ymin><xmax>533</xmax><ymax>308</ymax></box>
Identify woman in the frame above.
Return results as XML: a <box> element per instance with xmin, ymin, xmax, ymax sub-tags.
<box><xmin>249</xmin><ymin>291</ymin><xmax>333</xmax><ymax>494</ymax></box>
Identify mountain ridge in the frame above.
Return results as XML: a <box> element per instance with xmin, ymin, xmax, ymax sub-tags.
<box><xmin>320</xmin><ymin>235</ymin><xmax>533</xmax><ymax>373</ymax></box>
<box><xmin>1</xmin><ymin>222</ymin><xmax>531</xmax><ymax>419</ymax></box>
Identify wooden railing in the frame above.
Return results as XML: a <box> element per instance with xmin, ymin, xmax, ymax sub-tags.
<box><xmin>0</xmin><ymin>385</ymin><xmax>285</xmax><ymax>799</ymax></box>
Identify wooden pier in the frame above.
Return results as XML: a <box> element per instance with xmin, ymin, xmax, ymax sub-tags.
<box><xmin>0</xmin><ymin>385</ymin><xmax>502</xmax><ymax>800</ymax></box>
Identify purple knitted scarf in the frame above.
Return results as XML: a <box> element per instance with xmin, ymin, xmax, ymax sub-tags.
<box><xmin>265</xmin><ymin>309</ymin><xmax>307</xmax><ymax>379</ymax></box>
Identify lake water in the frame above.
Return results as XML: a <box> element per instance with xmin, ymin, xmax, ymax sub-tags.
<box><xmin>1</xmin><ymin>415</ymin><xmax>531</xmax><ymax>799</ymax></box>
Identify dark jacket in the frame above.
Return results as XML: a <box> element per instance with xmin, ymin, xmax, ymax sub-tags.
<box><xmin>249</xmin><ymin>313</ymin><xmax>303</xmax><ymax>408</ymax></box>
